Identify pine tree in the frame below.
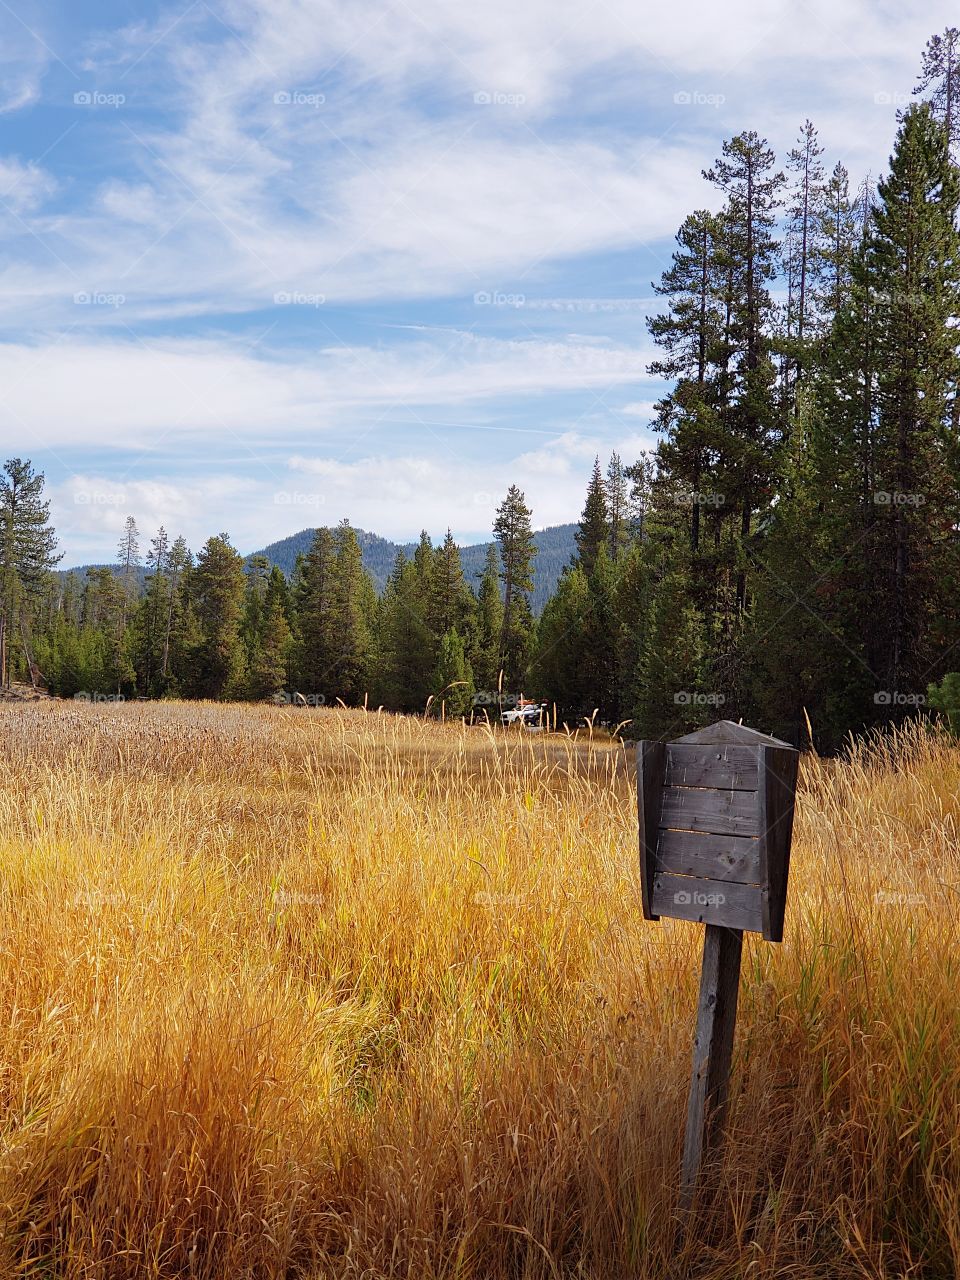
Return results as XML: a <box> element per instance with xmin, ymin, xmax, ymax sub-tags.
<box><xmin>533</xmin><ymin>564</ymin><xmax>592</xmax><ymax>723</ymax></box>
<box><xmin>430</xmin><ymin>530</ymin><xmax>477</xmax><ymax>641</ymax></box>
<box><xmin>493</xmin><ymin>486</ymin><xmax>537</xmax><ymax>692</ymax></box>
<box><xmin>785</xmin><ymin>120</ymin><xmax>828</xmax><ymax>384</ymax></box>
<box><xmin>575</xmin><ymin>458</ymin><xmax>609</xmax><ymax>574</ymax></box>
<box><xmin>647</xmin><ymin>209</ymin><xmax>726</xmax><ymax>555</ymax></box>
<box><xmin>116</xmin><ymin>516</ymin><xmax>141</xmax><ymax>630</ymax></box>
<box><xmin>431</xmin><ymin>628</ymin><xmax>475</xmax><ymax>718</ymax></box>
<box><xmin>605</xmin><ymin>453</ymin><xmax>630</xmax><ymax>561</ymax></box>
<box><xmin>186</xmin><ymin>534</ymin><xmax>247</xmax><ymax>700</ymax></box>
<box><xmin>702</xmin><ymin>131</ymin><xmax>786</xmax><ymax>614</ymax></box>
<box><xmin>246</xmin><ymin>565</ymin><xmax>292</xmax><ymax>700</ymax></box>
<box><xmin>819</xmin><ymin>162</ymin><xmax>859</xmax><ymax>320</ymax></box>
<box><xmin>0</xmin><ymin>459</ymin><xmax>61</xmax><ymax>687</ymax></box>
<box><xmin>472</xmin><ymin>542</ymin><xmax>504</xmax><ymax>697</ymax></box>
<box><xmin>329</xmin><ymin>520</ymin><xmax>374</xmax><ymax>703</ymax></box>
<box><xmin>914</xmin><ymin>27</ymin><xmax>960</xmax><ymax>157</ymax></box>
<box><xmin>867</xmin><ymin>105</ymin><xmax>960</xmax><ymax>698</ymax></box>
<box><xmin>293</xmin><ymin>527</ymin><xmax>336</xmax><ymax>698</ymax></box>
<box><xmin>377</xmin><ymin>552</ymin><xmax>433</xmax><ymax>711</ymax></box>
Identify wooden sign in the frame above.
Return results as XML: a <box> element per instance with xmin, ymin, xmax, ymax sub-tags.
<box><xmin>636</xmin><ymin>720</ymin><xmax>799</xmax><ymax>1207</ymax></box>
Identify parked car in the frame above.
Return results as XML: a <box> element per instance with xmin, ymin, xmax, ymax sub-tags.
<box><xmin>500</xmin><ymin>702</ymin><xmax>546</xmax><ymax>728</ymax></box>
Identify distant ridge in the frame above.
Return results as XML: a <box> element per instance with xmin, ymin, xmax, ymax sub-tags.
<box><xmin>62</xmin><ymin>523</ymin><xmax>579</xmax><ymax>615</ymax></box>
<box><xmin>248</xmin><ymin>523</ymin><xmax>578</xmax><ymax>614</ymax></box>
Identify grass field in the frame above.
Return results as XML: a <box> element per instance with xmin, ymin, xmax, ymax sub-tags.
<box><xmin>1</xmin><ymin>701</ymin><xmax>959</xmax><ymax>1278</ymax></box>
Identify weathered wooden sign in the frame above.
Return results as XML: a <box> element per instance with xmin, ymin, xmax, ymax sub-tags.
<box><xmin>636</xmin><ymin>720</ymin><xmax>799</xmax><ymax>1207</ymax></box>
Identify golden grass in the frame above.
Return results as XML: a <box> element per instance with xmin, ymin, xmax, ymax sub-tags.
<box><xmin>1</xmin><ymin>702</ymin><xmax>959</xmax><ymax>1278</ymax></box>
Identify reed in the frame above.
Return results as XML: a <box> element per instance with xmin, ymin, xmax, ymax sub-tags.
<box><xmin>1</xmin><ymin>701</ymin><xmax>957</xmax><ymax>1277</ymax></box>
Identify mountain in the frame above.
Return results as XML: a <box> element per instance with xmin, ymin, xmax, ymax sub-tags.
<box><xmin>62</xmin><ymin>524</ymin><xmax>579</xmax><ymax>615</ymax></box>
<box><xmin>248</xmin><ymin>524</ymin><xmax>578</xmax><ymax>614</ymax></box>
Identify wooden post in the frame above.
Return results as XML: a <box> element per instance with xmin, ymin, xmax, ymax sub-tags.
<box><xmin>637</xmin><ymin>721</ymin><xmax>800</xmax><ymax>1212</ymax></box>
<box><xmin>680</xmin><ymin>923</ymin><xmax>743</xmax><ymax>1208</ymax></box>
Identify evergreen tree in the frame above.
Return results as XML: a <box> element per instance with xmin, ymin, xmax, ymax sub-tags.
<box><xmin>329</xmin><ymin>520</ymin><xmax>374</xmax><ymax>703</ymax></box>
<box><xmin>493</xmin><ymin>486</ymin><xmax>537</xmax><ymax>691</ymax></box>
<box><xmin>915</xmin><ymin>27</ymin><xmax>960</xmax><ymax>157</ymax></box>
<box><xmin>431</xmin><ymin>628</ymin><xmax>475</xmax><ymax>718</ymax></box>
<box><xmin>575</xmin><ymin>457</ymin><xmax>609</xmax><ymax>574</ymax></box>
<box><xmin>293</xmin><ymin>527</ymin><xmax>336</xmax><ymax>697</ymax></box>
<box><xmin>0</xmin><ymin>459</ymin><xmax>61</xmax><ymax>687</ymax></box>
<box><xmin>605</xmin><ymin>452</ymin><xmax>630</xmax><ymax>561</ymax></box>
<box><xmin>186</xmin><ymin>534</ymin><xmax>246</xmax><ymax>700</ymax></box>
<box><xmin>472</xmin><ymin>542</ymin><xmax>504</xmax><ymax>697</ymax></box>
<box><xmin>377</xmin><ymin>552</ymin><xmax>433</xmax><ymax>711</ymax></box>
<box><xmin>702</xmin><ymin>131</ymin><xmax>786</xmax><ymax>614</ymax></box>
<box><xmin>785</xmin><ymin>119</ymin><xmax>828</xmax><ymax>384</ymax></box>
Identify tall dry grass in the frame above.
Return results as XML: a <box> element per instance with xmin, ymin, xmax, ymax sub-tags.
<box><xmin>0</xmin><ymin>701</ymin><xmax>958</xmax><ymax>1278</ymax></box>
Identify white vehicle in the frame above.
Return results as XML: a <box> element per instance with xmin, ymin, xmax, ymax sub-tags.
<box><xmin>500</xmin><ymin>702</ymin><xmax>546</xmax><ymax>727</ymax></box>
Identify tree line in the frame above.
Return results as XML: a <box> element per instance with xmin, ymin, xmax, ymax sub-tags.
<box><xmin>4</xmin><ymin>27</ymin><xmax>960</xmax><ymax>748</ymax></box>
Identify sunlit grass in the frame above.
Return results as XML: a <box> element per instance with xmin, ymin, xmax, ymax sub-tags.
<box><xmin>1</xmin><ymin>702</ymin><xmax>958</xmax><ymax>1277</ymax></box>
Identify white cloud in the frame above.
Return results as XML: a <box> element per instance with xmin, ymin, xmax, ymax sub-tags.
<box><xmin>0</xmin><ymin>330</ymin><xmax>655</xmax><ymax>451</ymax></box>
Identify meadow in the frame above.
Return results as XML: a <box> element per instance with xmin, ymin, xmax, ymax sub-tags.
<box><xmin>0</xmin><ymin>701</ymin><xmax>958</xmax><ymax>1279</ymax></box>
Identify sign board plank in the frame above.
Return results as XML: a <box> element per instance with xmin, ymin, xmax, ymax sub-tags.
<box><xmin>651</xmin><ymin>872</ymin><xmax>764</xmax><ymax>933</ymax></box>
<box><xmin>660</xmin><ymin>784</ymin><xmax>760</xmax><ymax>838</ymax></box>
<box><xmin>664</xmin><ymin>743</ymin><xmax>760</xmax><ymax>791</ymax></box>
<box><xmin>655</xmin><ymin>828</ymin><xmax>761</xmax><ymax>884</ymax></box>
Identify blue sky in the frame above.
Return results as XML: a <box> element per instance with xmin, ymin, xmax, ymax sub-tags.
<box><xmin>0</xmin><ymin>0</ymin><xmax>953</xmax><ymax>564</ymax></box>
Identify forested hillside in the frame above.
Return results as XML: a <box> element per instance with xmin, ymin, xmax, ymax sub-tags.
<box><xmin>5</xmin><ymin>28</ymin><xmax>960</xmax><ymax>749</ymax></box>
<box><xmin>246</xmin><ymin>523</ymin><xmax>576</xmax><ymax>612</ymax></box>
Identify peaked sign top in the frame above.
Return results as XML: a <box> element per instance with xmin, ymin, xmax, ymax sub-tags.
<box><xmin>673</xmin><ymin>719</ymin><xmax>795</xmax><ymax>750</ymax></box>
